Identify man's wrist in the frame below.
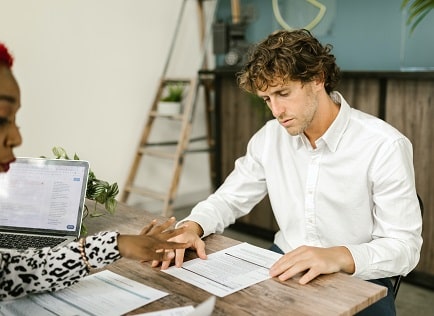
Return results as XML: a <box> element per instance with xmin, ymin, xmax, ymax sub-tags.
<box><xmin>335</xmin><ymin>246</ymin><xmax>355</xmax><ymax>274</ymax></box>
<box><xmin>182</xmin><ymin>221</ymin><xmax>204</xmax><ymax>237</ymax></box>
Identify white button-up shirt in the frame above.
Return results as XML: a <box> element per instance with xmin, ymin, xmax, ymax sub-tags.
<box><xmin>182</xmin><ymin>92</ymin><xmax>422</xmax><ymax>280</ymax></box>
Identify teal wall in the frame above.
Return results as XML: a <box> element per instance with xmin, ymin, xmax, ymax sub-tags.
<box><xmin>216</xmin><ymin>0</ymin><xmax>434</xmax><ymax>71</ymax></box>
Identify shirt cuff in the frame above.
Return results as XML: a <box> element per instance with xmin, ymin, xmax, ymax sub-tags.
<box><xmin>345</xmin><ymin>244</ymin><xmax>369</xmax><ymax>279</ymax></box>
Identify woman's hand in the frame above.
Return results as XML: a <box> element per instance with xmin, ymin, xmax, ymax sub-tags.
<box><xmin>152</xmin><ymin>220</ymin><xmax>207</xmax><ymax>270</ymax></box>
<box><xmin>117</xmin><ymin>217</ymin><xmax>191</xmax><ymax>262</ymax></box>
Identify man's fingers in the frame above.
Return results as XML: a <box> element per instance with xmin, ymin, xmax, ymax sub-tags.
<box><xmin>175</xmin><ymin>248</ymin><xmax>186</xmax><ymax>267</ymax></box>
<box><xmin>161</xmin><ymin>226</ymin><xmax>189</xmax><ymax>239</ymax></box>
<box><xmin>299</xmin><ymin>269</ymin><xmax>318</xmax><ymax>285</ymax></box>
<box><xmin>269</xmin><ymin>258</ymin><xmax>289</xmax><ymax>277</ymax></box>
<box><xmin>195</xmin><ymin>240</ymin><xmax>207</xmax><ymax>260</ymax></box>
<box><xmin>161</xmin><ymin>251</ymin><xmax>175</xmax><ymax>261</ymax></box>
<box><xmin>161</xmin><ymin>259</ymin><xmax>172</xmax><ymax>270</ymax></box>
<box><xmin>153</xmin><ymin>249</ymin><xmax>176</xmax><ymax>262</ymax></box>
<box><xmin>163</xmin><ymin>241</ymin><xmax>190</xmax><ymax>249</ymax></box>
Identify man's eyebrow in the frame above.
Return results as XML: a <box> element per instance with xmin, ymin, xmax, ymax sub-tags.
<box><xmin>0</xmin><ymin>95</ymin><xmax>16</xmax><ymax>103</ymax></box>
<box><xmin>258</xmin><ymin>88</ymin><xmax>286</xmax><ymax>96</ymax></box>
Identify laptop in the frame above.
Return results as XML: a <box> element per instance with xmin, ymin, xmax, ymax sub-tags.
<box><xmin>0</xmin><ymin>157</ymin><xmax>89</xmax><ymax>251</ymax></box>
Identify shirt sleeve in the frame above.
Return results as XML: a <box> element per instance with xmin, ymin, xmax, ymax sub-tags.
<box><xmin>345</xmin><ymin>137</ymin><xmax>423</xmax><ymax>279</ymax></box>
<box><xmin>0</xmin><ymin>231</ymin><xmax>121</xmax><ymax>300</ymax></box>
<box><xmin>178</xmin><ymin>127</ymin><xmax>269</xmax><ymax>237</ymax></box>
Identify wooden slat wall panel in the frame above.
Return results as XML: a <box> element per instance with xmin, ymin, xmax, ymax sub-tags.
<box><xmin>385</xmin><ymin>79</ymin><xmax>434</xmax><ymax>275</ymax></box>
<box><xmin>219</xmin><ymin>76</ymin><xmax>278</xmax><ymax>232</ymax></box>
<box><xmin>220</xmin><ymin>78</ymin><xmax>262</xmax><ymax>179</ymax></box>
<box><xmin>337</xmin><ymin>78</ymin><xmax>381</xmax><ymax>116</ymax></box>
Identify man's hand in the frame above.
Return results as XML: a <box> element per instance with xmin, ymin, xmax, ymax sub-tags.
<box><xmin>151</xmin><ymin>221</ymin><xmax>207</xmax><ymax>270</ymax></box>
<box><xmin>269</xmin><ymin>246</ymin><xmax>355</xmax><ymax>284</ymax></box>
<box><xmin>117</xmin><ymin>217</ymin><xmax>191</xmax><ymax>262</ymax></box>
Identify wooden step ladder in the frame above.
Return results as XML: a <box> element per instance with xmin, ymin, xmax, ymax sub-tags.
<box><xmin>121</xmin><ymin>0</ymin><xmax>218</xmax><ymax>217</ymax></box>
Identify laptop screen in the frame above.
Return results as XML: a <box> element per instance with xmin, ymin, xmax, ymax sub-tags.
<box><xmin>0</xmin><ymin>157</ymin><xmax>89</xmax><ymax>236</ymax></box>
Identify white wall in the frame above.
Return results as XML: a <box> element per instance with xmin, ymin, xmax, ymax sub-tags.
<box><xmin>0</xmin><ymin>0</ymin><xmax>215</xmax><ymax>212</ymax></box>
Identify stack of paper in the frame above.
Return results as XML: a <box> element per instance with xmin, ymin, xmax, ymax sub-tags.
<box><xmin>0</xmin><ymin>270</ymin><xmax>167</xmax><ymax>316</ymax></box>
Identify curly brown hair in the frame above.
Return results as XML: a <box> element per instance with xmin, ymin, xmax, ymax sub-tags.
<box><xmin>237</xmin><ymin>29</ymin><xmax>340</xmax><ymax>94</ymax></box>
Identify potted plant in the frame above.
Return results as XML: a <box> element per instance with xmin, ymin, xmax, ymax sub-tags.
<box><xmin>45</xmin><ymin>146</ymin><xmax>119</xmax><ymax>235</ymax></box>
<box><xmin>158</xmin><ymin>82</ymin><xmax>185</xmax><ymax>115</ymax></box>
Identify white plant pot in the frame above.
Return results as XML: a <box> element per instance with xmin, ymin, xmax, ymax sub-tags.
<box><xmin>158</xmin><ymin>101</ymin><xmax>182</xmax><ymax>115</ymax></box>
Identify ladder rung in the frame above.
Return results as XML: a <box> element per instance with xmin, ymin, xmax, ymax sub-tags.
<box><xmin>145</xmin><ymin>136</ymin><xmax>210</xmax><ymax>148</ymax></box>
<box><xmin>162</xmin><ymin>78</ymin><xmax>193</xmax><ymax>84</ymax></box>
<box><xmin>189</xmin><ymin>136</ymin><xmax>208</xmax><ymax>142</ymax></box>
<box><xmin>146</xmin><ymin>140</ymin><xmax>178</xmax><ymax>147</ymax></box>
<box><xmin>125</xmin><ymin>185</ymin><xmax>166</xmax><ymax>200</ymax></box>
<box><xmin>185</xmin><ymin>148</ymin><xmax>213</xmax><ymax>153</ymax></box>
<box><xmin>150</xmin><ymin>111</ymin><xmax>184</xmax><ymax>120</ymax></box>
<box><xmin>139</xmin><ymin>148</ymin><xmax>176</xmax><ymax>159</ymax></box>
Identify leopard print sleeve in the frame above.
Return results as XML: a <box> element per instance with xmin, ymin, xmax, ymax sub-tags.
<box><xmin>0</xmin><ymin>231</ymin><xmax>121</xmax><ymax>300</ymax></box>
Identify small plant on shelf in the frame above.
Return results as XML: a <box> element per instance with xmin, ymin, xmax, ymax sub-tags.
<box><xmin>159</xmin><ymin>82</ymin><xmax>185</xmax><ymax>114</ymax></box>
<box><xmin>161</xmin><ymin>82</ymin><xmax>185</xmax><ymax>102</ymax></box>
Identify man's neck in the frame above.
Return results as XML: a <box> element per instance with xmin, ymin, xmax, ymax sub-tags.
<box><xmin>304</xmin><ymin>92</ymin><xmax>340</xmax><ymax>148</ymax></box>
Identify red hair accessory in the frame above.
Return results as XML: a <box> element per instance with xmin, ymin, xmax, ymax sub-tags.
<box><xmin>0</xmin><ymin>43</ymin><xmax>14</xmax><ymax>68</ymax></box>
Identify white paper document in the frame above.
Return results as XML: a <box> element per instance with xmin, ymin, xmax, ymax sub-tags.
<box><xmin>0</xmin><ymin>270</ymin><xmax>168</xmax><ymax>316</ymax></box>
<box><xmin>136</xmin><ymin>306</ymin><xmax>195</xmax><ymax>316</ymax></box>
<box><xmin>136</xmin><ymin>296</ymin><xmax>216</xmax><ymax>316</ymax></box>
<box><xmin>163</xmin><ymin>243</ymin><xmax>282</xmax><ymax>297</ymax></box>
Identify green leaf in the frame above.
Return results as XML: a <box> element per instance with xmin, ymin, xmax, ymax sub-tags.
<box><xmin>105</xmin><ymin>198</ymin><xmax>117</xmax><ymax>214</ymax></box>
<box><xmin>401</xmin><ymin>0</ymin><xmax>411</xmax><ymax>9</ymax></box>
<box><xmin>80</xmin><ymin>224</ymin><xmax>88</xmax><ymax>236</ymax></box>
<box><xmin>107</xmin><ymin>183</ymin><xmax>119</xmax><ymax>198</ymax></box>
<box><xmin>401</xmin><ymin>0</ymin><xmax>434</xmax><ymax>33</ymax></box>
<box><xmin>161</xmin><ymin>83</ymin><xmax>185</xmax><ymax>102</ymax></box>
<box><xmin>52</xmin><ymin>146</ymin><xmax>69</xmax><ymax>159</ymax></box>
<box><xmin>89</xmin><ymin>212</ymin><xmax>105</xmax><ymax>217</ymax></box>
<box><xmin>95</xmin><ymin>192</ymin><xmax>108</xmax><ymax>204</ymax></box>
<box><xmin>92</xmin><ymin>184</ymin><xmax>109</xmax><ymax>194</ymax></box>
<box><xmin>88</xmin><ymin>170</ymin><xmax>96</xmax><ymax>180</ymax></box>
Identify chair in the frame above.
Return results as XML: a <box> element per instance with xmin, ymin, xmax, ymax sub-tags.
<box><xmin>392</xmin><ymin>194</ymin><xmax>424</xmax><ymax>299</ymax></box>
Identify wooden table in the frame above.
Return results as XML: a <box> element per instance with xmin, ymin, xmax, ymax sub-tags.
<box><xmin>84</xmin><ymin>200</ymin><xmax>387</xmax><ymax>316</ymax></box>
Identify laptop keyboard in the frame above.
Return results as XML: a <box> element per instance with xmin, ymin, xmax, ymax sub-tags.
<box><xmin>0</xmin><ymin>233</ymin><xmax>68</xmax><ymax>250</ymax></box>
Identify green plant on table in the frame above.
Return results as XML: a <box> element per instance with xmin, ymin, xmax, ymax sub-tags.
<box><xmin>46</xmin><ymin>146</ymin><xmax>119</xmax><ymax>235</ymax></box>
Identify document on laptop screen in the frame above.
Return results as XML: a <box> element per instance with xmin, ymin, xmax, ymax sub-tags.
<box><xmin>163</xmin><ymin>243</ymin><xmax>282</xmax><ymax>297</ymax></box>
<box><xmin>0</xmin><ymin>160</ymin><xmax>85</xmax><ymax>231</ymax></box>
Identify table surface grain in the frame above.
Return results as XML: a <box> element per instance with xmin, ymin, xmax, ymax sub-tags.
<box><xmin>84</xmin><ymin>200</ymin><xmax>387</xmax><ymax>316</ymax></box>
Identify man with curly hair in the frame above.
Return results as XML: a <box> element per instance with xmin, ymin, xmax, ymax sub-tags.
<box><xmin>156</xmin><ymin>29</ymin><xmax>422</xmax><ymax>315</ymax></box>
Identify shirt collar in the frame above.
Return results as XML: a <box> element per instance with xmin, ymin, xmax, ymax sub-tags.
<box><xmin>293</xmin><ymin>91</ymin><xmax>350</xmax><ymax>152</ymax></box>
<box><xmin>322</xmin><ymin>91</ymin><xmax>350</xmax><ymax>152</ymax></box>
